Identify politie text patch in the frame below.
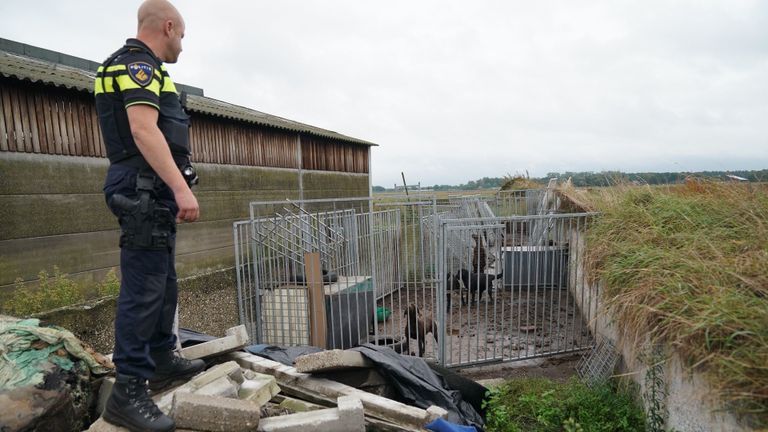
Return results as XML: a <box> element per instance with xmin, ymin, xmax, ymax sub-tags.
<box><xmin>127</xmin><ymin>62</ymin><xmax>154</xmax><ymax>87</ymax></box>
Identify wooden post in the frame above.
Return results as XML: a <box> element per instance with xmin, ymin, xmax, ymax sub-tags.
<box><xmin>304</xmin><ymin>252</ymin><xmax>327</xmax><ymax>349</ymax></box>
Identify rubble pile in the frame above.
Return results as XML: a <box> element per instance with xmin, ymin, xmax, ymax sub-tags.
<box><xmin>84</xmin><ymin>325</ymin><xmax>481</xmax><ymax>432</ymax></box>
<box><xmin>1</xmin><ymin>318</ymin><xmax>483</xmax><ymax>431</ymax></box>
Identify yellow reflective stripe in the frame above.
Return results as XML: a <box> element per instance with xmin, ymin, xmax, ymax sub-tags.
<box><xmin>97</xmin><ymin>66</ymin><xmax>104</xmax><ymax>73</ymax></box>
<box><xmin>161</xmin><ymin>78</ymin><xmax>177</xmax><ymax>93</ymax></box>
<box><xmin>106</xmin><ymin>64</ymin><xmax>126</xmax><ymax>72</ymax></box>
<box><xmin>115</xmin><ymin>75</ymin><xmax>161</xmax><ymax>96</ymax></box>
<box><xmin>94</xmin><ymin>76</ymin><xmax>116</xmax><ymax>94</ymax></box>
<box><xmin>125</xmin><ymin>101</ymin><xmax>160</xmax><ymax>110</ymax></box>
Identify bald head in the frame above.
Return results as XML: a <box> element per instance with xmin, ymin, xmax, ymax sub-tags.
<box><xmin>136</xmin><ymin>0</ymin><xmax>185</xmax><ymax>63</ymax></box>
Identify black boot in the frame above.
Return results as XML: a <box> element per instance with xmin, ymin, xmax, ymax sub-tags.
<box><xmin>103</xmin><ymin>374</ymin><xmax>175</xmax><ymax>432</ymax></box>
<box><xmin>149</xmin><ymin>350</ymin><xmax>205</xmax><ymax>391</ymax></box>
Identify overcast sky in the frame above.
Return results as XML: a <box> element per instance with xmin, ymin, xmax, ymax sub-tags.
<box><xmin>1</xmin><ymin>1</ymin><xmax>766</xmax><ymax>186</ymax></box>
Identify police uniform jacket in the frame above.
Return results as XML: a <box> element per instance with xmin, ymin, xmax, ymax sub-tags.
<box><xmin>94</xmin><ymin>38</ymin><xmax>190</xmax><ymax>168</ymax></box>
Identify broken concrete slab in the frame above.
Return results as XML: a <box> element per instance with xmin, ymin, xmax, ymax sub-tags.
<box><xmin>427</xmin><ymin>405</ymin><xmax>450</xmax><ymax>422</ymax></box>
<box><xmin>338</xmin><ymin>395</ymin><xmax>366</xmax><ymax>429</ymax></box>
<box><xmin>231</xmin><ymin>352</ymin><xmax>445</xmax><ymax>429</ymax></box>
<box><xmin>274</xmin><ymin>395</ymin><xmax>326</xmax><ymax>413</ymax></box>
<box><xmin>155</xmin><ymin>361</ymin><xmax>242</xmax><ymax>411</ymax></box>
<box><xmin>239</xmin><ymin>373</ymin><xmax>281</xmax><ymax>406</ymax></box>
<box><xmin>258</xmin><ymin>396</ymin><xmax>364</xmax><ymax>432</ymax></box>
<box><xmin>180</xmin><ymin>325</ymin><xmax>249</xmax><ymax>360</ymax></box>
<box><xmin>171</xmin><ymin>392</ymin><xmax>260</xmax><ymax>432</ymax></box>
<box><xmin>294</xmin><ymin>349</ymin><xmax>374</xmax><ymax>373</ymax></box>
<box><xmin>195</xmin><ymin>375</ymin><xmax>239</xmax><ymax>399</ymax></box>
<box><xmin>87</xmin><ymin>418</ymin><xmax>199</xmax><ymax>432</ymax></box>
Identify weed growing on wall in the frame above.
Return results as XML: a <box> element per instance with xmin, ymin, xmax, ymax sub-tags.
<box><xmin>642</xmin><ymin>346</ymin><xmax>668</xmax><ymax>432</ymax></box>
<box><xmin>483</xmin><ymin>377</ymin><xmax>646</xmax><ymax>432</ymax></box>
<box><xmin>4</xmin><ymin>267</ymin><xmax>121</xmax><ymax>316</ymax></box>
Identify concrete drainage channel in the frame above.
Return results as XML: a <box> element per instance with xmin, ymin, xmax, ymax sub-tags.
<box><xmin>87</xmin><ymin>325</ymin><xmax>450</xmax><ymax>432</ymax></box>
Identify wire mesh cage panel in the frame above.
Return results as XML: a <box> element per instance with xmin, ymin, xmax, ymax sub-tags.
<box><xmin>370</xmin><ymin>197</ymin><xmax>441</xmax><ymax>359</ymax></box>
<box><xmin>437</xmin><ymin>213</ymin><xmax>598</xmax><ymax>367</ymax></box>
<box><xmin>577</xmin><ymin>338</ymin><xmax>619</xmax><ymax>388</ymax></box>
<box><xmin>235</xmin><ymin>196</ymin><xmax>441</xmax><ymax>358</ymax></box>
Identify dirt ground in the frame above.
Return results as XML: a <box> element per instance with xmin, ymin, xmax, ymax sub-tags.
<box><xmin>374</xmin><ymin>286</ymin><xmax>592</xmax><ymax>367</ymax></box>
<box><xmin>455</xmin><ymin>352</ymin><xmax>583</xmax><ymax>383</ymax></box>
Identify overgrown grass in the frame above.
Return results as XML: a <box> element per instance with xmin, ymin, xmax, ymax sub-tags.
<box><xmin>4</xmin><ymin>267</ymin><xmax>121</xmax><ymax>316</ymax></box>
<box><xmin>567</xmin><ymin>180</ymin><xmax>768</xmax><ymax>424</ymax></box>
<box><xmin>484</xmin><ymin>377</ymin><xmax>646</xmax><ymax>432</ymax></box>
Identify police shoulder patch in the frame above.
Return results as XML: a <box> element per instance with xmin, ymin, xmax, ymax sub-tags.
<box><xmin>127</xmin><ymin>61</ymin><xmax>154</xmax><ymax>87</ymax></box>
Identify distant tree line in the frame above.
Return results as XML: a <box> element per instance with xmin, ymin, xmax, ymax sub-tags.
<box><xmin>374</xmin><ymin>169</ymin><xmax>768</xmax><ymax>191</ymax></box>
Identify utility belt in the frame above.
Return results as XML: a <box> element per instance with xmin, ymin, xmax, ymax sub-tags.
<box><xmin>109</xmin><ymin>170</ymin><xmax>175</xmax><ymax>251</ymax></box>
<box><xmin>115</xmin><ymin>154</ymin><xmax>199</xmax><ymax>187</ymax></box>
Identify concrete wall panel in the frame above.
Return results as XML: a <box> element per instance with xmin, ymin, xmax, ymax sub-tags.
<box><xmin>0</xmin><ymin>153</ymin><xmax>370</xmax><ymax>307</ymax></box>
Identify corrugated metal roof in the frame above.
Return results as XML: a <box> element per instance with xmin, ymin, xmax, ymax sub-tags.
<box><xmin>0</xmin><ymin>50</ymin><xmax>95</xmax><ymax>93</ymax></box>
<box><xmin>184</xmin><ymin>95</ymin><xmax>375</xmax><ymax>146</ymax></box>
<box><xmin>0</xmin><ymin>45</ymin><xmax>375</xmax><ymax>146</ymax></box>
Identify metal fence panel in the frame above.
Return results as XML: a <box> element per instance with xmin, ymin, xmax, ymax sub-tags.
<box><xmin>234</xmin><ymin>193</ymin><xmax>598</xmax><ymax>369</ymax></box>
<box><xmin>438</xmin><ymin>213</ymin><xmax>598</xmax><ymax>367</ymax></box>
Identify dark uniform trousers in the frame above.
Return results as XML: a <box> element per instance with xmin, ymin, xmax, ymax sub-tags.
<box><xmin>104</xmin><ymin>163</ymin><xmax>179</xmax><ymax>379</ymax></box>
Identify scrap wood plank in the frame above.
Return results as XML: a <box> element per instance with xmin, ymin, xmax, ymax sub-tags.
<box><xmin>304</xmin><ymin>252</ymin><xmax>327</xmax><ymax>349</ymax></box>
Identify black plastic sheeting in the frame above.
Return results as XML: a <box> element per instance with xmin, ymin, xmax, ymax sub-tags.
<box><xmin>178</xmin><ymin>328</ymin><xmax>217</xmax><ymax>348</ymax></box>
<box><xmin>351</xmin><ymin>344</ymin><xmax>485</xmax><ymax>429</ymax></box>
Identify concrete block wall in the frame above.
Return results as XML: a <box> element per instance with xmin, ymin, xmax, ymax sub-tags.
<box><xmin>0</xmin><ymin>151</ymin><xmax>369</xmax><ymax>305</ymax></box>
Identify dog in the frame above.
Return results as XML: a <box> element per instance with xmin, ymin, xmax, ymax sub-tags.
<box><xmin>404</xmin><ymin>304</ymin><xmax>438</xmax><ymax>357</ymax></box>
<box><xmin>458</xmin><ymin>268</ymin><xmax>503</xmax><ymax>304</ymax></box>
<box><xmin>445</xmin><ymin>272</ymin><xmax>465</xmax><ymax>309</ymax></box>
<box><xmin>471</xmin><ymin>233</ymin><xmax>487</xmax><ymax>274</ymax></box>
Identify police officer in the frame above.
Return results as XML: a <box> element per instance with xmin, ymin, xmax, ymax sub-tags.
<box><xmin>95</xmin><ymin>1</ymin><xmax>204</xmax><ymax>430</ymax></box>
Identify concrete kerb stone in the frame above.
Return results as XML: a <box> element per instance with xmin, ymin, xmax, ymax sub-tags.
<box><xmin>181</xmin><ymin>325</ymin><xmax>249</xmax><ymax>360</ymax></box>
<box><xmin>87</xmin><ymin>418</ymin><xmax>198</xmax><ymax>432</ymax></box>
<box><xmin>276</xmin><ymin>395</ymin><xmax>326</xmax><ymax>413</ymax></box>
<box><xmin>426</xmin><ymin>406</ymin><xmax>450</xmax><ymax>422</ymax></box>
<box><xmin>294</xmin><ymin>349</ymin><xmax>374</xmax><ymax>373</ymax></box>
<box><xmin>338</xmin><ymin>395</ymin><xmax>365</xmax><ymax>427</ymax></box>
<box><xmin>156</xmin><ymin>361</ymin><xmax>242</xmax><ymax>411</ymax></box>
<box><xmin>172</xmin><ymin>392</ymin><xmax>260</xmax><ymax>432</ymax></box>
<box><xmin>231</xmin><ymin>352</ymin><xmax>444</xmax><ymax>429</ymax></box>
<box><xmin>239</xmin><ymin>373</ymin><xmax>281</xmax><ymax>406</ymax></box>
<box><xmin>195</xmin><ymin>375</ymin><xmax>239</xmax><ymax>399</ymax></box>
<box><xmin>258</xmin><ymin>396</ymin><xmax>365</xmax><ymax>432</ymax></box>
<box><xmin>95</xmin><ymin>377</ymin><xmax>115</xmax><ymax>416</ymax></box>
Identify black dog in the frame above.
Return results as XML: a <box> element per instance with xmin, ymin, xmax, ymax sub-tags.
<box><xmin>445</xmin><ymin>272</ymin><xmax>465</xmax><ymax>309</ymax></box>
<box><xmin>458</xmin><ymin>268</ymin><xmax>503</xmax><ymax>304</ymax></box>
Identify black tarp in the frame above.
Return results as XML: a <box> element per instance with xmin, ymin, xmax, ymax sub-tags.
<box><xmin>178</xmin><ymin>327</ymin><xmax>217</xmax><ymax>348</ymax></box>
<box><xmin>351</xmin><ymin>344</ymin><xmax>485</xmax><ymax>428</ymax></box>
<box><xmin>244</xmin><ymin>343</ymin><xmax>485</xmax><ymax>429</ymax></box>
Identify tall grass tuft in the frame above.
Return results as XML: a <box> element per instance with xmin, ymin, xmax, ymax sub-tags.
<box><xmin>576</xmin><ymin>180</ymin><xmax>768</xmax><ymax>425</ymax></box>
